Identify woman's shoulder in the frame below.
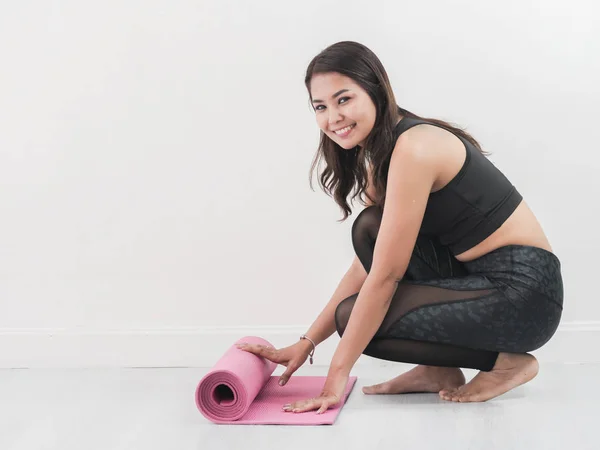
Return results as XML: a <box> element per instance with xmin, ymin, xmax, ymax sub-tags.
<box><xmin>394</xmin><ymin>119</ymin><xmax>465</xmax><ymax>160</ymax></box>
<box><xmin>392</xmin><ymin>121</ymin><xmax>468</xmax><ymax>193</ymax></box>
<box><xmin>396</xmin><ymin>120</ymin><xmax>455</xmax><ymax>147</ymax></box>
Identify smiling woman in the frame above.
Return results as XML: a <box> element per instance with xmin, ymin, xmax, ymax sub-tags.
<box><xmin>305</xmin><ymin>45</ymin><xmax>492</xmax><ymax>222</ymax></box>
<box><xmin>257</xmin><ymin>40</ymin><xmax>565</xmax><ymax>413</ymax></box>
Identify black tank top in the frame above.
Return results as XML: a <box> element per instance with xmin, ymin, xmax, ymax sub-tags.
<box><xmin>393</xmin><ymin>117</ymin><xmax>523</xmax><ymax>255</ymax></box>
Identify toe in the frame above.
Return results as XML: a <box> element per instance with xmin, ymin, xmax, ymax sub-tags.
<box><xmin>439</xmin><ymin>389</ymin><xmax>455</xmax><ymax>401</ymax></box>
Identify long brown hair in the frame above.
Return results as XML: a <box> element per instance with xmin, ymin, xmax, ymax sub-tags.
<box><xmin>305</xmin><ymin>41</ymin><xmax>490</xmax><ymax>221</ymax></box>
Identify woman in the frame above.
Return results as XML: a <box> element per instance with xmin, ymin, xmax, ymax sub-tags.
<box><xmin>237</xmin><ymin>41</ymin><xmax>563</xmax><ymax>412</ymax></box>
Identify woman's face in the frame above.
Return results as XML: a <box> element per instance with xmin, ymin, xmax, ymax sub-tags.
<box><xmin>310</xmin><ymin>72</ymin><xmax>377</xmax><ymax>149</ymax></box>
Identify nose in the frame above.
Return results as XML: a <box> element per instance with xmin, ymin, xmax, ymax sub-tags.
<box><xmin>328</xmin><ymin>110</ymin><xmax>343</xmax><ymax>128</ymax></box>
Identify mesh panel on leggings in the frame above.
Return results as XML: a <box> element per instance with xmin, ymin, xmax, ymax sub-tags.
<box><xmin>363</xmin><ymin>337</ymin><xmax>498</xmax><ymax>371</ymax></box>
<box><xmin>335</xmin><ymin>283</ymin><xmax>496</xmax><ymax>338</ymax></box>
<box><xmin>334</xmin><ymin>284</ymin><xmax>499</xmax><ymax>371</ymax></box>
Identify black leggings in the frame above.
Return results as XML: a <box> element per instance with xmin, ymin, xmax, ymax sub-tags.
<box><xmin>334</xmin><ymin>206</ymin><xmax>564</xmax><ymax>372</ymax></box>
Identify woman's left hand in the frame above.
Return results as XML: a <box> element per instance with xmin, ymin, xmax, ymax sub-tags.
<box><xmin>282</xmin><ymin>370</ymin><xmax>349</xmax><ymax>414</ymax></box>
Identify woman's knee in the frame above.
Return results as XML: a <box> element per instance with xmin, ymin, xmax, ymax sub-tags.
<box><xmin>351</xmin><ymin>206</ymin><xmax>383</xmax><ymax>274</ymax></box>
<box><xmin>334</xmin><ymin>294</ymin><xmax>358</xmax><ymax>336</ymax></box>
<box><xmin>351</xmin><ymin>205</ymin><xmax>383</xmax><ymax>245</ymax></box>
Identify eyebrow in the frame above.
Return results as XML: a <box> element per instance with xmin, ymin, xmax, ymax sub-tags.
<box><xmin>311</xmin><ymin>89</ymin><xmax>350</xmax><ymax>104</ymax></box>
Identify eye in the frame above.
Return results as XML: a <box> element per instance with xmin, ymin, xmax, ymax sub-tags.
<box><xmin>315</xmin><ymin>96</ymin><xmax>350</xmax><ymax>111</ymax></box>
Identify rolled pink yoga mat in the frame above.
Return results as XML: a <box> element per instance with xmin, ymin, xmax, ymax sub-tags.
<box><xmin>196</xmin><ymin>336</ymin><xmax>357</xmax><ymax>425</ymax></box>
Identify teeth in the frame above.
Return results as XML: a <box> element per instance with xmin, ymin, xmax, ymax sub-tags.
<box><xmin>335</xmin><ymin>124</ymin><xmax>354</xmax><ymax>135</ymax></box>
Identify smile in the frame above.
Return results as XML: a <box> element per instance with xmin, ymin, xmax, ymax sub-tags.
<box><xmin>333</xmin><ymin>124</ymin><xmax>356</xmax><ymax>136</ymax></box>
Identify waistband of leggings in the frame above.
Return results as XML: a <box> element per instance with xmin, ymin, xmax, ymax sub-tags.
<box><xmin>479</xmin><ymin>245</ymin><xmax>559</xmax><ymax>265</ymax></box>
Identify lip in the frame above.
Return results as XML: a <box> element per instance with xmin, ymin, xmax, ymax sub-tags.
<box><xmin>331</xmin><ymin>124</ymin><xmax>356</xmax><ymax>132</ymax></box>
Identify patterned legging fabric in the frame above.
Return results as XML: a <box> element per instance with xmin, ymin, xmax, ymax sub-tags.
<box><xmin>334</xmin><ymin>206</ymin><xmax>564</xmax><ymax>372</ymax></box>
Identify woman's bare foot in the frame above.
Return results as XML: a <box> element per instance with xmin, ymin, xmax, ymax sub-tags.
<box><xmin>439</xmin><ymin>352</ymin><xmax>539</xmax><ymax>402</ymax></box>
<box><xmin>362</xmin><ymin>365</ymin><xmax>466</xmax><ymax>395</ymax></box>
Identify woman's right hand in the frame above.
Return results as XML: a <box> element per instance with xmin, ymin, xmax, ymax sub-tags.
<box><xmin>235</xmin><ymin>340</ymin><xmax>313</xmax><ymax>386</ymax></box>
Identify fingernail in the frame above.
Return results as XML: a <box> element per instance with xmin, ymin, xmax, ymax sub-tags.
<box><xmin>279</xmin><ymin>380</ymin><xmax>284</xmax><ymax>386</ymax></box>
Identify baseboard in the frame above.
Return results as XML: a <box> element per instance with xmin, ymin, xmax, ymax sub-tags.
<box><xmin>1</xmin><ymin>321</ymin><xmax>598</xmax><ymax>369</ymax></box>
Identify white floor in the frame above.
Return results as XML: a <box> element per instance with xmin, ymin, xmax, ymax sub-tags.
<box><xmin>0</xmin><ymin>363</ymin><xmax>596</xmax><ymax>450</ymax></box>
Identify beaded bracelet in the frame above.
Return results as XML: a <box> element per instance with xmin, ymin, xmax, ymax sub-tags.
<box><xmin>299</xmin><ymin>334</ymin><xmax>316</xmax><ymax>364</ymax></box>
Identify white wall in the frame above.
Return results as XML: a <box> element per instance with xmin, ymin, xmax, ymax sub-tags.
<box><xmin>1</xmin><ymin>0</ymin><xmax>598</xmax><ymax>368</ymax></box>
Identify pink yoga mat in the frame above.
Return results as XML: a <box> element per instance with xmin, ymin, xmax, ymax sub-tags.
<box><xmin>195</xmin><ymin>336</ymin><xmax>357</xmax><ymax>425</ymax></box>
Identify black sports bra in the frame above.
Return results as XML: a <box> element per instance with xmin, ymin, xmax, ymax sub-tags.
<box><xmin>393</xmin><ymin>117</ymin><xmax>523</xmax><ymax>255</ymax></box>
